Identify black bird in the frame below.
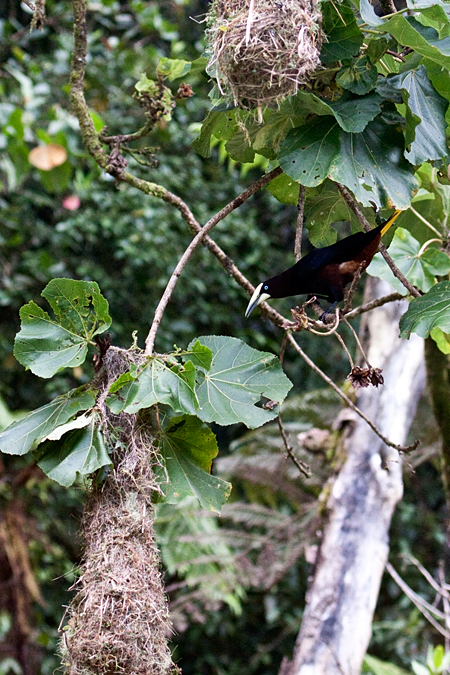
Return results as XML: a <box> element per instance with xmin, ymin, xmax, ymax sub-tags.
<box><xmin>245</xmin><ymin>210</ymin><xmax>402</xmax><ymax>318</ymax></box>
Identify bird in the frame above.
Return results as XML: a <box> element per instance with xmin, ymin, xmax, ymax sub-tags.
<box><xmin>245</xmin><ymin>209</ymin><xmax>402</xmax><ymax>319</ymax></box>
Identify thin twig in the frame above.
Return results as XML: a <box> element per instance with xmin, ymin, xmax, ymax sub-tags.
<box><xmin>386</xmin><ymin>50</ymin><xmax>406</xmax><ymax>62</ymax></box>
<box><xmin>295</xmin><ymin>185</ymin><xmax>306</xmax><ymax>262</ymax></box>
<box><xmin>386</xmin><ymin>562</ymin><xmax>450</xmax><ymax>638</ymax></box>
<box><xmin>287</xmin><ymin>333</ymin><xmax>419</xmax><ymax>453</ymax></box>
<box><xmin>342</xmin><ymin>316</ymin><xmax>370</xmax><ymax>367</ymax></box>
<box><xmin>333</xmin><ymin>331</ymin><xmax>355</xmax><ymax>369</ymax></box>
<box><xmin>277</xmin><ymin>413</ymin><xmax>311</xmax><ymax>478</ymax></box>
<box><xmin>335</xmin><ymin>183</ymin><xmax>421</xmax><ymax>298</ymax></box>
<box><xmin>403</xmin><ymin>554</ymin><xmax>450</xmax><ymax>601</ymax></box>
<box><xmin>344</xmin><ymin>292</ymin><xmax>405</xmax><ymax>320</ymax></box>
<box><xmin>144</xmin><ymin>167</ymin><xmax>282</xmax><ymax>354</ymax></box>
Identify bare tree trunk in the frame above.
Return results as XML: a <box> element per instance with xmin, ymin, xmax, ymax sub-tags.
<box><xmin>287</xmin><ymin>278</ymin><xmax>425</xmax><ymax>675</ymax></box>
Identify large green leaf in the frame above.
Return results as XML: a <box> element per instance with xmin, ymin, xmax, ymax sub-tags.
<box><xmin>335</xmin><ymin>56</ymin><xmax>379</xmax><ymax>95</ymax></box>
<box><xmin>321</xmin><ymin>0</ymin><xmax>364</xmax><ymax>63</ymax></box>
<box><xmin>0</xmin><ymin>388</ymin><xmax>96</xmax><ymax>456</ymax></box>
<box><xmin>304</xmin><ymin>180</ymin><xmax>377</xmax><ymax>247</ymax></box>
<box><xmin>376</xmin><ymin>66</ymin><xmax>448</xmax><ymax>164</ymax></box>
<box><xmin>35</xmin><ymin>418</ymin><xmax>111</xmax><ymax>486</ymax></box>
<box><xmin>14</xmin><ymin>279</ymin><xmax>111</xmax><ymax>378</ymax></box>
<box><xmin>367</xmin><ymin>227</ymin><xmax>450</xmax><ymax>292</ymax></box>
<box><xmin>42</xmin><ymin>278</ymin><xmax>111</xmax><ymax>337</ymax></box>
<box><xmin>106</xmin><ymin>357</ymin><xmax>198</xmax><ymax>415</ymax></box>
<box><xmin>383</xmin><ymin>14</ymin><xmax>450</xmax><ymax>70</ymax></box>
<box><xmin>157</xmin><ymin>415</ymin><xmax>231</xmax><ymax>513</ymax></box>
<box><xmin>399</xmin><ymin>281</ymin><xmax>450</xmax><ymax>338</ymax></box>
<box><xmin>190</xmin><ymin>336</ymin><xmax>292</xmax><ymax>428</ymax></box>
<box><xmin>279</xmin><ymin>116</ymin><xmax>417</xmax><ymax>208</ymax></box>
<box><xmin>14</xmin><ymin>302</ymin><xmax>88</xmax><ymax>378</ymax></box>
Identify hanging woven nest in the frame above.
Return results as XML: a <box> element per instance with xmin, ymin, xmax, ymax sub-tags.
<box><xmin>206</xmin><ymin>0</ymin><xmax>322</xmax><ymax>111</ymax></box>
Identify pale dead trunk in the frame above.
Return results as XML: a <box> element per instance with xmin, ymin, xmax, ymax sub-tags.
<box><xmin>287</xmin><ymin>278</ymin><xmax>425</xmax><ymax>675</ymax></box>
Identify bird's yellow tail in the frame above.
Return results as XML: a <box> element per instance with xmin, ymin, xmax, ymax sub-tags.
<box><xmin>381</xmin><ymin>209</ymin><xmax>403</xmax><ymax>236</ymax></box>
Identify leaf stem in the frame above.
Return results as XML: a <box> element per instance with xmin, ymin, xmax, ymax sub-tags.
<box><xmin>410</xmin><ymin>205</ymin><xmax>442</xmax><ymax>237</ymax></box>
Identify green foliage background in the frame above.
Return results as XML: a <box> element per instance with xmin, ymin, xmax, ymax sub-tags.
<box><xmin>1</xmin><ymin>0</ymin><xmax>450</xmax><ymax>674</ymax></box>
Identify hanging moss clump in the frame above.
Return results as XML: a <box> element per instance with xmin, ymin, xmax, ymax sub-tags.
<box><xmin>206</xmin><ymin>0</ymin><xmax>322</xmax><ymax>111</ymax></box>
<box><xmin>60</xmin><ymin>348</ymin><xmax>180</xmax><ymax>675</ymax></box>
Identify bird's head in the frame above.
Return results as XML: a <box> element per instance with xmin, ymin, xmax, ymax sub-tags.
<box><xmin>245</xmin><ymin>281</ymin><xmax>271</xmax><ymax>318</ymax></box>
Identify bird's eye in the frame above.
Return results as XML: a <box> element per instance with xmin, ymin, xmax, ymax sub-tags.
<box><xmin>264</xmin><ymin>285</ymin><xmax>268</xmax><ymax>290</ymax></box>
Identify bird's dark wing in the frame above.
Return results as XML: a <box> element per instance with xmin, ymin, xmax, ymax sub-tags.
<box><xmin>290</xmin><ymin>224</ymin><xmax>383</xmax><ymax>278</ymax></box>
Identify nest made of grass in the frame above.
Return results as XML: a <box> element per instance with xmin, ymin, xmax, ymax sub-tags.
<box><xmin>206</xmin><ymin>0</ymin><xmax>322</xmax><ymax>110</ymax></box>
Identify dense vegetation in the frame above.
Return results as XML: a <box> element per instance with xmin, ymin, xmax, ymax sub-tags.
<box><xmin>2</xmin><ymin>0</ymin><xmax>450</xmax><ymax>673</ymax></box>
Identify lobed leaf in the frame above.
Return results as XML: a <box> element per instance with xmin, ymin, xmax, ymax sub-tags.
<box><xmin>14</xmin><ymin>279</ymin><xmax>111</xmax><ymax>378</ymax></box>
<box><xmin>190</xmin><ymin>336</ymin><xmax>293</xmax><ymax>428</ymax></box>
<box><xmin>14</xmin><ymin>302</ymin><xmax>88</xmax><ymax>378</ymax></box>
<box><xmin>279</xmin><ymin>116</ymin><xmax>417</xmax><ymax>209</ymax></box>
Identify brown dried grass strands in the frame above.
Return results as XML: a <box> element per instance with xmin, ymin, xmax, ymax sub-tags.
<box><xmin>60</xmin><ymin>349</ymin><xmax>179</xmax><ymax>675</ymax></box>
<box><xmin>206</xmin><ymin>0</ymin><xmax>322</xmax><ymax>109</ymax></box>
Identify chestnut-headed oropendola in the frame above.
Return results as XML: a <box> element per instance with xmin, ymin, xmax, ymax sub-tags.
<box><xmin>245</xmin><ymin>210</ymin><xmax>402</xmax><ymax>319</ymax></box>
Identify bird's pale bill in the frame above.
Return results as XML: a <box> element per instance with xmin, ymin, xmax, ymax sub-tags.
<box><xmin>245</xmin><ymin>283</ymin><xmax>271</xmax><ymax>318</ymax></box>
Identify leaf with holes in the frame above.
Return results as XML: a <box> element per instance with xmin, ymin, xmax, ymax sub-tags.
<box><xmin>14</xmin><ymin>279</ymin><xmax>111</xmax><ymax>378</ymax></box>
<box><xmin>279</xmin><ymin>116</ymin><xmax>416</xmax><ymax>208</ymax></box>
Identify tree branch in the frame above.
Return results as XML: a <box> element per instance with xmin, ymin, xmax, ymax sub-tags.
<box><xmin>295</xmin><ymin>185</ymin><xmax>306</xmax><ymax>262</ymax></box>
<box><xmin>144</xmin><ymin>167</ymin><xmax>282</xmax><ymax>354</ymax></box>
<box><xmin>344</xmin><ymin>291</ymin><xmax>405</xmax><ymax>319</ymax></box>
